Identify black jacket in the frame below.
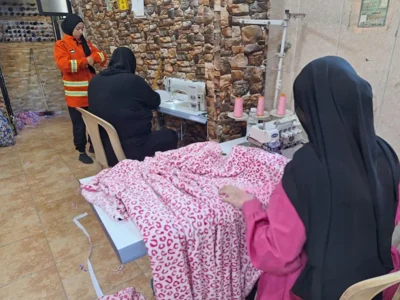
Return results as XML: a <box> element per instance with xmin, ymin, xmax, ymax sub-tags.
<box><xmin>88</xmin><ymin>47</ymin><xmax>160</xmax><ymax>149</ymax></box>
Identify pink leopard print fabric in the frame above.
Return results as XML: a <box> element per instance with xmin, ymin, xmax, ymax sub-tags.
<box><xmin>81</xmin><ymin>142</ymin><xmax>288</xmax><ymax>300</ymax></box>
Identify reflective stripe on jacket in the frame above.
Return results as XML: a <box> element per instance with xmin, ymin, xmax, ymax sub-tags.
<box><xmin>54</xmin><ymin>34</ymin><xmax>107</xmax><ymax>107</ymax></box>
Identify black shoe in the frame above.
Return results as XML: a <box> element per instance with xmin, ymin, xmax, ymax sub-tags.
<box><xmin>89</xmin><ymin>146</ymin><xmax>95</xmax><ymax>154</ymax></box>
<box><xmin>79</xmin><ymin>153</ymin><xmax>94</xmax><ymax>164</ymax></box>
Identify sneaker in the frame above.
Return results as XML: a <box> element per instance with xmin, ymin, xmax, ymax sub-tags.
<box><xmin>79</xmin><ymin>153</ymin><xmax>94</xmax><ymax>164</ymax></box>
<box><xmin>89</xmin><ymin>146</ymin><xmax>95</xmax><ymax>154</ymax></box>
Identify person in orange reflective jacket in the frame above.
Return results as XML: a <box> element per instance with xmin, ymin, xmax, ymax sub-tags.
<box><xmin>54</xmin><ymin>14</ymin><xmax>107</xmax><ymax>164</ymax></box>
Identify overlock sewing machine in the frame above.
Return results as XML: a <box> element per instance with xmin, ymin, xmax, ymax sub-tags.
<box><xmin>246</xmin><ymin>115</ymin><xmax>305</xmax><ymax>155</ymax></box>
<box><xmin>162</xmin><ymin>77</ymin><xmax>206</xmax><ymax>112</ymax></box>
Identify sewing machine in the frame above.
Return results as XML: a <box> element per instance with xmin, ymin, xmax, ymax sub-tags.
<box><xmin>247</xmin><ymin>115</ymin><xmax>305</xmax><ymax>154</ymax></box>
<box><xmin>155</xmin><ymin>77</ymin><xmax>207</xmax><ymax>125</ymax></box>
<box><xmin>162</xmin><ymin>77</ymin><xmax>206</xmax><ymax>112</ymax></box>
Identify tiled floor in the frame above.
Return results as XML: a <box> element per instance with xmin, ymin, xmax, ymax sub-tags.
<box><xmin>0</xmin><ymin>115</ymin><xmax>154</xmax><ymax>300</ymax></box>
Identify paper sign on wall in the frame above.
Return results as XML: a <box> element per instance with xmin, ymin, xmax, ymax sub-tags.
<box><xmin>358</xmin><ymin>0</ymin><xmax>390</xmax><ymax>27</ymax></box>
<box><xmin>131</xmin><ymin>0</ymin><xmax>145</xmax><ymax>17</ymax></box>
<box><xmin>105</xmin><ymin>0</ymin><xmax>113</xmax><ymax>11</ymax></box>
<box><xmin>117</xmin><ymin>0</ymin><xmax>129</xmax><ymax>10</ymax></box>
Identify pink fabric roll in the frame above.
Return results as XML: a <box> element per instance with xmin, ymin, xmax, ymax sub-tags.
<box><xmin>233</xmin><ymin>97</ymin><xmax>244</xmax><ymax>118</ymax></box>
<box><xmin>257</xmin><ymin>96</ymin><xmax>265</xmax><ymax>116</ymax></box>
<box><xmin>277</xmin><ymin>94</ymin><xmax>287</xmax><ymax>116</ymax></box>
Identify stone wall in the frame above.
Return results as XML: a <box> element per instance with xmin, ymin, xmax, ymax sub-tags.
<box><xmin>0</xmin><ymin>42</ymin><xmax>66</xmax><ymax>113</ymax></box>
<box><xmin>208</xmin><ymin>0</ymin><xmax>269</xmax><ymax>142</ymax></box>
<box><xmin>74</xmin><ymin>0</ymin><xmax>269</xmax><ymax>142</ymax></box>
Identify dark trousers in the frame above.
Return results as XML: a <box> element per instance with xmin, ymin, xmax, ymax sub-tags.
<box><xmin>245</xmin><ymin>280</ymin><xmax>258</xmax><ymax>300</ymax></box>
<box><xmin>68</xmin><ymin>106</ymin><xmax>92</xmax><ymax>153</ymax></box>
<box><xmin>105</xmin><ymin>128</ymin><xmax>178</xmax><ymax>166</ymax></box>
<box><xmin>125</xmin><ymin>128</ymin><xmax>178</xmax><ymax>162</ymax></box>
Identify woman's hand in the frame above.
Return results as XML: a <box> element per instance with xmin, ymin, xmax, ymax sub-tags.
<box><xmin>219</xmin><ymin>185</ymin><xmax>253</xmax><ymax>209</ymax></box>
<box><xmin>87</xmin><ymin>56</ymin><xmax>94</xmax><ymax>66</ymax></box>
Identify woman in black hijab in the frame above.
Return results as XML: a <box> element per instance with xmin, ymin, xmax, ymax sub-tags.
<box><xmin>220</xmin><ymin>56</ymin><xmax>400</xmax><ymax>300</ymax></box>
<box><xmin>54</xmin><ymin>14</ymin><xmax>107</xmax><ymax>164</ymax></box>
<box><xmin>88</xmin><ymin>47</ymin><xmax>178</xmax><ymax>166</ymax></box>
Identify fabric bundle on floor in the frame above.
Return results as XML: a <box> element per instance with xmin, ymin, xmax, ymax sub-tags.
<box><xmin>0</xmin><ymin>110</ymin><xmax>15</xmax><ymax>147</ymax></box>
<box><xmin>15</xmin><ymin>111</ymin><xmax>43</xmax><ymax>131</ymax></box>
<box><xmin>81</xmin><ymin>142</ymin><xmax>288</xmax><ymax>300</ymax></box>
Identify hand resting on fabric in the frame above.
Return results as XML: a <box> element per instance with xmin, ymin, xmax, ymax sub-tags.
<box><xmin>219</xmin><ymin>185</ymin><xmax>253</xmax><ymax>209</ymax></box>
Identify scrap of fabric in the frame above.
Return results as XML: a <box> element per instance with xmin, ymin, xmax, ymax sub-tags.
<box><xmin>81</xmin><ymin>142</ymin><xmax>288</xmax><ymax>300</ymax></box>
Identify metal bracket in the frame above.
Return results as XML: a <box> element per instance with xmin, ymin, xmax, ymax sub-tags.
<box><xmin>238</xmin><ymin>19</ymin><xmax>285</xmax><ymax>26</ymax></box>
<box><xmin>237</xmin><ymin>9</ymin><xmax>306</xmax><ymax>109</ymax></box>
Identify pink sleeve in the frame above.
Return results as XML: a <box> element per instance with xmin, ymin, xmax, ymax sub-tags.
<box><xmin>242</xmin><ymin>181</ymin><xmax>306</xmax><ymax>275</ymax></box>
<box><xmin>395</xmin><ymin>184</ymin><xmax>400</xmax><ymax>226</ymax></box>
<box><xmin>383</xmin><ymin>185</ymin><xmax>400</xmax><ymax>300</ymax></box>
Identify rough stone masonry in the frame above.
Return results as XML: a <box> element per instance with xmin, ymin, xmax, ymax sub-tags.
<box><xmin>73</xmin><ymin>0</ymin><xmax>269</xmax><ymax>143</ymax></box>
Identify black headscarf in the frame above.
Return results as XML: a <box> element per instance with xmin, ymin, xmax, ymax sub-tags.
<box><xmin>100</xmin><ymin>47</ymin><xmax>136</xmax><ymax>76</ymax></box>
<box><xmin>61</xmin><ymin>14</ymin><xmax>95</xmax><ymax>74</ymax></box>
<box><xmin>282</xmin><ymin>56</ymin><xmax>399</xmax><ymax>299</ymax></box>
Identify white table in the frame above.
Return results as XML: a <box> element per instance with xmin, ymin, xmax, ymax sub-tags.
<box><xmin>79</xmin><ymin>138</ymin><xmax>299</xmax><ymax>264</ymax></box>
<box><xmin>156</xmin><ymin>90</ymin><xmax>208</xmax><ymax>124</ymax></box>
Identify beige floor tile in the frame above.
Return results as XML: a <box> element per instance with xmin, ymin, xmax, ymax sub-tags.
<box><xmin>29</xmin><ymin>173</ymin><xmax>80</xmax><ymax>206</ymax></box>
<box><xmin>0</xmin><ymin>233</ymin><xmax>54</xmax><ymax>286</ymax></box>
<box><xmin>14</xmin><ymin>128</ymin><xmax>45</xmax><ymax>141</ymax></box>
<box><xmin>0</xmin><ymin>191</ymin><xmax>34</xmax><ymax>219</ymax></box>
<box><xmin>135</xmin><ymin>256</ymin><xmax>153</xmax><ymax>279</ymax></box>
<box><xmin>57</xmin><ymin>242</ymin><xmax>142</xmax><ymax>300</ymax></box>
<box><xmin>104</xmin><ymin>274</ymin><xmax>155</xmax><ymax>300</ymax></box>
<box><xmin>0</xmin><ymin>145</ymin><xmax>17</xmax><ymax>155</ymax></box>
<box><xmin>39</xmin><ymin>116</ymin><xmax>71</xmax><ymax>130</ymax></box>
<box><xmin>36</xmin><ymin>194</ymin><xmax>91</xmax><ymax>232</ymax></box>
<box><xmin>0</xmin><ymin>266</ymin><xmax>66</xmax><ymax>300</ymax></box>
<box><xmin>46</xmin><ymin>211</ymin><xmax>108</xmax><ymax>262</ymax></box>
<box><xmin>18</xmin><ymin>146</ymin><xmax>60</xmax><ymax>165</ymax></box>
<box><xmin>72</xmin><ymin>165</ymin><xmax>103</xmax><ymax>180</ymax></box>
<box><xmin>61</xmin><ymin>151</ymin><xmax>103</xmax><ymax>179</ymax></box>
<box><xmin>23</xmin><ymin>157</ymin><xmax>72</xmax><ymax>186</ymax></box>
<box><xmin>15</xmin><ymin>138</ymin><xmax>52</xmax><ymax>151</ymax></box>
<box><xmin>0</xmin><ymin>206</ymin><xmax>43</xmax><ymax>247</ymax></box>
<box><xmin>48</xmin><ymin>137</ymin><xmax>75</xmax><ymax>152</ymax></box>
<box><xmin>0</xmin><ymin>156</ymin><xmax>23</xmax><ymax>180</ymax></box>
<box><xmin>0</xmin><ymin>174</ymin><xmax>28</xmax><ymax>196</ymax></box>
<box><xmin>21</xmin><ymin>155</ymin><xmax>62</xmax><ymax>172</ymax></box>
<box><xmin>42</xmin><ymin>124</ymin><xmax>72</xmax><ymax>137</ymax></box>
<box><xmin>0</xmin><ymin>150</ymin><xmax>20</xmax><ymax>165</ymax></box>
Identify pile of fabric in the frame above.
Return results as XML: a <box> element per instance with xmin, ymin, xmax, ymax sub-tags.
<box><xmin>15</xmin><ymin>111</ymin><xmax>43</xmax><ymax>131</ymax></box>
<box><xmin>81</xmin><ymin>142</ymin><xmax>288</xmax><ymax>299</ymax></box>
<box><xmin>0</xmin><ymin>110</ymin><xmax>15</xmax><ymax>147</ymax></box>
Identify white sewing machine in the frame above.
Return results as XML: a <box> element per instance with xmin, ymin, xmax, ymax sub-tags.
<box><xmin>247</xmin><ymin>115</ymin><xmax>305</xmax><ymax>154</ymax></box>
<box><xmin>162</xmin><ymin>77</ymin><xmax>206</xmax><ymax>112</ymax></box>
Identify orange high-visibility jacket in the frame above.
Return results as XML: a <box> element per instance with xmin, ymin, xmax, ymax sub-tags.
<box><xmin>54</xmin><ymin>35</ymin><xmax>107</xmax><ymax>108</ymax></box>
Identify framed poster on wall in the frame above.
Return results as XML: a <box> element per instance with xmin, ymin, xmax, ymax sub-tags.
<box><xmin>358</xmin><ymin>0</ymin><xmax>390</xmax><ymax>28</ymax></box>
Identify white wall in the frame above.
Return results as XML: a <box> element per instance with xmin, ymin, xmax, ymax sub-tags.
<box><xmin>266</xmin><ymin>0</ymin><xmax>400</xmax><ymax>153</ymax></box>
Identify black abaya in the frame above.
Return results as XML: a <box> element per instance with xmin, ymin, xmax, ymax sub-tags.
<box><xmin>88</xmin><ymin>47</ymin><xmax>178</xmax><ymax>166</ymax></box>
<box><xmin>282</xmin><ymin>56</ymin><xmax>400</xmax><ymax>299</ymax></box>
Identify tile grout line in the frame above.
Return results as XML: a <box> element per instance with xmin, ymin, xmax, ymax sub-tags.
<box><xmin>15</xmin><ymin>124</ymin><xmax>70</xmax><ymax>300</ymax></box>
<box><xmin>2</xmin><ymin>116</ymin><xmax>136</xmax><ymax>298</ymax></box>
<box><xmin>36</xmin><ymin>116</ymin><xmax>110</xmax><ymax>299</ymax></box>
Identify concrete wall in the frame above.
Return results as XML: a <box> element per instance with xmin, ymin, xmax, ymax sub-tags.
<box><xmin>265</xmin><ymin>0</ymin><xmax>400</xmax><ymax>153</ymax></box>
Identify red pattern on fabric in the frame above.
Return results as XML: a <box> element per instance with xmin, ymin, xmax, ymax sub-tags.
<box><xmin>81</xmin><ymin>142</ymin><xmax>288</xmax><ymax>300</ymax></box>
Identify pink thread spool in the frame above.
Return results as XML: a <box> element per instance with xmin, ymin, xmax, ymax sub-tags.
<box><xmin>233</xmin><ymin>97</ymin><xmax>244</xmax><ymax>118</ymax></box>
<box><xmin>277</xmin><ymin>93</ymin><xmax>287</xmax><ymax>116</ymax></box>
<box><xmin>256</xmin><ymin>96</ymin><xmax>264</xmax><ymax>116</ymax></box>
